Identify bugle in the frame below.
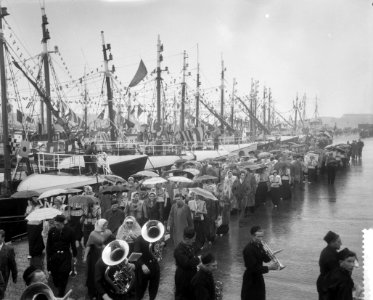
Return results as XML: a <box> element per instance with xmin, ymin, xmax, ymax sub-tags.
<box><xmin>261</xmin><ymin>241</ymin><xmax>286</xmax><ymax>270</ymax></box>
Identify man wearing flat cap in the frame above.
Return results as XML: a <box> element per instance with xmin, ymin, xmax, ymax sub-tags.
<box><xmin>46</xmin><ymin>214</ymin><xmax>77</xmax><ymax>297</ymax></box>
<box><xmin>316</xmin><ymin>230</ymin><xmax>342</xmax><ymax>300</ymax></box>
<box><xmin>191</xmin><ymin>253</ymin><xmax>218</xmax><ymax>300</ymax></box>
<box><xmin>326</xmin><ymin>248</ymin><xmax>362</xmax><ymax>300</ymax></box>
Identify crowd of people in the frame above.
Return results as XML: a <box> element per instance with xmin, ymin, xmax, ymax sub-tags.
<box><xmin>0</xmin><ymin>137</ymin><xmax>365</xmax><ymax>300</ymax></box>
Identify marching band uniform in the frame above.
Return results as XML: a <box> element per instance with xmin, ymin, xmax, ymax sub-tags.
<box><xmin>241</xmin><ymin>239</ymin><xmax>271</xmax><ymax>300</ymax></box>
<box><xmin>46</xmin><ymin>215</ymin><xmax>77</xmax><ymax>297</ymax></box>
<box><xmin>174</xmin><ymin>240</ymin><xmax>200</xmax><ymax>299</ymax></box>
<box><xmin>95</xmin><ymin>257</ymin><xmax>133</xmax><ymax>300</ymax></box>
<box><xmin>133</xmin><ymin>235</ymin><xmax>160</xmax><ymax>300</ymax></box>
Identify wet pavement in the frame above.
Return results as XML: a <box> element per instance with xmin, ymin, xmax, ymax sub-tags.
<box><xmin>5</xmin><ymin>135</ymin><xmax>372</xmax><ymax>300</ymax></box>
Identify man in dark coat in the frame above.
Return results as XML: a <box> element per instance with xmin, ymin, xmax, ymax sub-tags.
<box><xmin>241</xmin><ymin>226</ymin><xmax>279</xmax><ymax>300</ymax></box>
<box><xmin>46</xmin><ymin>215</ymin><xmax>77</xmax><ymax>297</ymax></box>
<box><xmin>133</xmin><ymin>225</ymin><xmax>161</xmax><ymax>300</ymax></box>
<box><xmin>95</xmin><ymin>253</ymin><xmax>136</xmax><ymax>300</ymax></box>
<box><xmin>232</xmin><ymin>171</ymin><xmax>250</xmax><ymax>220</ymax></box>
<box><xmin>104</xmin><ymin>199</ymin><xmax>125</xmax><ymax>236</ymax></box>
<box><xmin>316</xmin><ymin>230</ymin><xmax>342</xmax><ymax>300</ymax></box>
<box><xmin>191</xmin><ymin>253</ymin><xmax>217</xmax><ymax>300</ymax></box>
<box><xmin>326</xmin><ymin>248</ymin><xmax>360</xmax><ymax>300</ymax></box>
<box><xmin>0</xmin><ymin>271</ymin><xmax>4</xmax><ymax>300</ymax></box>
<box><xmin>0</xmin><ymin>229</ymin><xmax>17</xmax><ymax>297</ymax></box>
<box><xmin>174</xmin><ymin>227</ymin><xmax>200</xmax><ymax>300</ymax></box>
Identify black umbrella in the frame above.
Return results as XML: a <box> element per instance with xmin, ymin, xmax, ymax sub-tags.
<box><xmin>101</xmin><ymin>185</ymin><xmax>129</xmax><ymax>194</ymax></box>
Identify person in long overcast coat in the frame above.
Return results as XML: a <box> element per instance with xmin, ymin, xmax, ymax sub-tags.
<box><xmin>326</xmin><ymin>248</ymin><xmax>361</xmax><ymax>300</ymax></box>
<box><xmin>241</xmin><ymin>226</ymin><xmax>278</xmax><ymax>300</ymax></box>
<box><xmin>316</xmin><ymin>230</ymin><xmax>342</xmax><ymax>300</ymax></box>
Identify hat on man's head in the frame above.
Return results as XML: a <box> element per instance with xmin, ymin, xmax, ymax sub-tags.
<box><xmin>23</xmin><ymin>265</ymin><xmax>37</xmax><ymax>286</ymax></box>
<box><xmin>54</xmin><ymin>214</ymin><xmax>65</xmax><ymax>223</ymax></box>
<box><xmin>183</xmin><ymin>227</ymin><xmax>196</xmax><ymax>239</ymax></box>
<box><xmin>337</xmin><ymin>248</ymin><xmax>356</xmax><ymax>261</ymax></box>
<box><xmin>201</xmin><ymin>253</ymin><xmax>216</xmax><ymax>265</ymax></box>
<box><xmin>323</xmin><ymin>231</ymin><xmax>339</xmax><ymax>244</ymax></box>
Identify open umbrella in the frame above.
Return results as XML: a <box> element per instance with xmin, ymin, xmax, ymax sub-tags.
<box><xmin>104</xmin><ymin>174</ymin><xmax>127</xmax><ymax>184</ymax></box>
<box><xmin>193</xmin><ymin>175</ymin><xmax>218</xmax><ymax>183</ymax></box>
<box><xmin>38</xmin><ymin>189</ymin><xmax>68</xmax><ymax>200</ymax></box>
<box><xmin>183</xmin><ymin>168</ymin><xmax>200</xmax><ymax>176</ymax></box>
<box><xmin>189</xmin><ymin>187</ymin><xmax>218</xmax><ymax>201</ymax></box>
<box><xmin>142</xmin><ymin>177</ymin><xmax>168</xmax><ymax>186</ymax></box>
<box><xmin>182</xmin><ymin>161</ymin><xmax>202</xmax><ymax>168</ymax></box>
<box><xmin>174</xmin><ymin>158</ymin><xmax>188</xmax><ymax>164</ymax></box>
<box><xmin>66</xmin><ymin>188</ymin><xmax>83</xmax><ymax>194</ymax></box>
<box><xmin>244</xmin><ymin>164</ymin><xmax>267</xmax><ymax>171</ymax></box>
<box><xmin>168</xmin><ymin>176</ymin><xmax>193</xmax><ymax>183</ymax></box>
<box><xmin>26</xmin><ymin>207</ymin><xmax>62</xmax><ymax>222</ymax></box>
<box><xmin>257</xmin><ymin>152</ymin><xmax>271</xmax><ymax>159</ymax></box>
<box><xmin>133</xmin><ymin>170</ymin><xmax>159</xmax><ymax>178</ymax></box>
<box><xmin>101</xmin><ymin>185</ymin><xmax>129</xmax><ymax>194</ymax></box>
<box><xmin>11</xmin><ymin>190</ymin><xmax>40</xmax><ymax>199</ymax></box>
<box><xmin>68</xmin><ymin>195</ymin><xmax>98</xmax><ymax>206</ymax></box>
<box><xmin>163</xmin><ymin>169</ymin><xmax>195</xmax><ymax>179</ymax></box>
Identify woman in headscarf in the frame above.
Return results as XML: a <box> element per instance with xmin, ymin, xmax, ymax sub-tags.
<box><xmin>125</xmin><ymin>191</ymin><xmax>147</xmax><ymax>225</ymax></box>
<box><xmin>144</xmin><ymin>192</ymin><xmax>159</xmax><ymax>221</ymax></box>
<box><xmin>116</xmin><ymin>216</ymin><xmax>142</xmax><ymax>254</ymax></box>
<box><xmin>83</xmin><ymin>219</ymin><xmax>113</xmax><ymax>300</ymax></box>
<box><xmin>223</xmin><ymin>170</ymin><xmax>237</xmax><ymax>212</ymax></box>
<box><xmin>81</xmin><ymin>200</ymin><xmax>101</xmax><ymax>247</ymax></box>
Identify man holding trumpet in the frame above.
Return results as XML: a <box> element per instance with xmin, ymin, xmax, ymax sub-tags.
<box><xmin>241</xmin><ymin>226</ymin><xmax>284</xmax><ymax>300</ymax></box>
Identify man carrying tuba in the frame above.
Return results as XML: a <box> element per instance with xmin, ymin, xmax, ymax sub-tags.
<box><xmin>95</xmin><ymin>240</ymin><xmax>136</xmax><ymax>300</ymax></box>
<box><xmin>133</xmin><ymin>220</ymin><xmax>165</xmax><ymax>300</ymax></box>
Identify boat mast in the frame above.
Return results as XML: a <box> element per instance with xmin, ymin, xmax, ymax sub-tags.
<box><xmin>268</xmin><ymin>88</ymin><xmax>271</xmax><ymax>130</ymax></box>
<box><xmin>263</xmin><ymin>86</ymin><xmax>267</xmax><ymax>134</ymax></box>
<box><xmin>294</xmin><ymin>93</ymin><xmax>298</xmax><ymax>133</ymax></box>
<box><xmin>302</xmin><ymin>93</ymin><xmax>306</xmax><ymax>122</ymax></box>
<box><xmin>180</xmin><ymin>50</ymin><xmax>187</xmax><ymax>131</ymax></box>
<box><xmin>156</xmin><ymin>35</ymin><xmax>163</xmax><ymax>125</ymax></box>
<box><xmin>220</xmin><ymin>54</ymin><xmax>225</xmax><ymax>130</ymax></box>
<box><xmin>230</xmin><ymin>78</ymin><xmax>236</xmax><ymax>128</ymax></box>
<box><xmin>101</xmin><ymin>31</ymin><xmax>116</xmax><ymax>141</ymax></box>
<box><xmin>41</xmin><ymin>6</ymin><xmax>53</xmax><ymax>143</ymax></box>
<box><xmin>0</xmin><ymin>4</ymin><xmax>11</xmax><ymax>193</ymax></box>
<box><xmin>195</xmin><ymin>44</ymin><xmax>200</xmax><ymax>127</ymax></box>
<box><xmin>83</xmin><ymin>66</ymin><xmax>88</xmax><ymax>135</ymax></box>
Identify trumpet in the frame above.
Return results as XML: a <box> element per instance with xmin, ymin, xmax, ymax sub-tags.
<box><xmin>261</xmin><ymin>241</ymin><xmax>286</xmax><ymax>270</ymax></box>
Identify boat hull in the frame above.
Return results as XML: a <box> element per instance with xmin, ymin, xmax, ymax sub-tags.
<box><xmin>17</xmin><ymin>173</ymin><xmax>104</xmax><ymax>193</ymax></box>
<box><xmin>57</xmin><ymin>154</ymin><xmax>148</xmax><ymax>179</ymax></box>
<box><xmin>145</xmin><ymin>154</ymin><xmax>195</xmax><ymax>170</ymax></box>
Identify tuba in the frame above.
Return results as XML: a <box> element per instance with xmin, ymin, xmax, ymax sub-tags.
<box><xmin>102</xmin><ymin>239</ymin><xmax>136</xmax><ymax>295</ymax></box>
<box><xmin>20</xmin><ymin>282</ymin><xmax>72</xmax><ymax>300</ymax></box>
<box><xmin>261</xmin><ymin>241</ymin><xmax>286</xmax><ymax>270</ymax></box>
<box><xmin>141</xmin><ymin>220</ymin><xmax>165</xmax><ymax>261</ymax></box>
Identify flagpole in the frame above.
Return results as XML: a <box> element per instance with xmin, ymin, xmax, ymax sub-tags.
<box><xmin>101</xmin><ymin>31</ymin><xmax>116</xmax><ymax>141</ymax></box>
<box><xmin>0</xmin><ymin>3</ymin><xmax>11</xmax><ymax>194</ymax></box>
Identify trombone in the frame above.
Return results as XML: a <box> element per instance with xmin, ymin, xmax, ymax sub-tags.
<box><xmin>261</xmin><ymin>241</ymin><xmax>286</xmax><ymax>270</ymax></box>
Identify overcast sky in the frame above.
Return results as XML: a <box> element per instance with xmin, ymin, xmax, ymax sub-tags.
<box><xmin>4</xmin><ymin>0</ymin><xmax>373</xmax><ymax>119</ymax></box>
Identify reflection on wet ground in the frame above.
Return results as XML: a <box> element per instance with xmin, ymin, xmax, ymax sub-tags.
<box><xmin>157</xmin><ymin>137</ymin><xmax>372</xmax><ymax>299</ymax></box>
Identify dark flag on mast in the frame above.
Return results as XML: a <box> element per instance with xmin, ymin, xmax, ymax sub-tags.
<box><xmin>97</xmin><ymin>109</ymin><xmax>105</xmax><ymax>120</ymax></box>
<box><xmin>128</xmin><ymin>60</ymin><xmax>148</xmax><ymax>87</ymax></box>
<box><xmin>16</xmin><ymin>109</ymin><xmax>24</xmax><ymax>123</ymax></box>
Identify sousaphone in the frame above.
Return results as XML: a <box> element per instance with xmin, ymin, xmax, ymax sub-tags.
<box><xmin>141</xmin><ymin>220</ymin><xmax>165</xmax><ymax>260</ymax></box>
